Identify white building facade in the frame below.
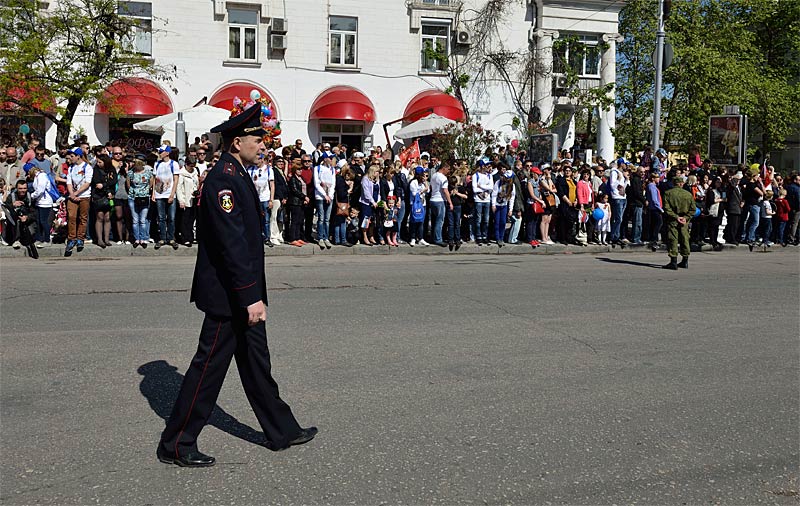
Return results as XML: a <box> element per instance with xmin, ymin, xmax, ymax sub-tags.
<box><xmin>53</xmin><ymin>0</ymin><xmax>622</xmax><ymax>159</ymax></box>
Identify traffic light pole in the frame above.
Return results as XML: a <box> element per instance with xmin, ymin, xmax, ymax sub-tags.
<box><xmin>651</xmin><ymin>0</ymin><xmax>666</xmax><ymax>149</ymax></box>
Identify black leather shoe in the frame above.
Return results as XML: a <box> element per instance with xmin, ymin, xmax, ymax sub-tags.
<box><xmin>677</xmin><ymin>257</ymin><xmax>688</xmax><ymax>269</ymax></box>
<box><xmin>157</xmin><ymin>448</ymin><xmax>215</xmax><ymax>468</ymax></box>
<box><xmin>267</xmin><ymin>427</ymin><xmax>318</xmax><ymax>451</ymax></box>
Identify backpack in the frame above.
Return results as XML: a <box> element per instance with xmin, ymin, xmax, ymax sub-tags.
<box><xmin>601</xmin><ymin>169</ymin><xmax>617</xmax><ymax>197</ymax></box>
<box><xmin>46</xmin><ymin>172</ymin><xmax>61</xmax><ymax>201</ymax></box>
<box><xmin>410</xmin><ymin>192</ymin><xmax>425</xmax><ymax>222</ymax></box>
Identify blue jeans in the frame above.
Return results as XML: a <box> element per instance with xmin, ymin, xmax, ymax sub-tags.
<box><xmin>508</xmin><ymin>213</ymin><xmax>522</xmax><ymax>243</ymax></box>
<box><xmin>396</xmin><ymin>200</ymin><xmax>406</xmax><ymax>240</ymax></box>
<box><xmin>494</xmin><ymin>205</ymin><xmax>509</xmax><ymax>242</ymax></box>
<box><xmin>430</xmin><ymin>201</ymin><xmax>446</xmax><ymax>244</ymax></box>
<box><xmin>474</xmin><ymin>202</ymin><xmax>490</xmax><ymax>240</ymax></box>
<box><xmin>411</xmin><ymin>209</ymin><xmax>426</xmax><ymax>241</ymax></box>
<box><xmin>745</xmin><ymin>204</ymin><xmax>760</xmax><ymax>242</ymax></box>
<box><xmin>156</xmin><ymin>199</ymin><xmax>176</xmax><ymax>242</ymax></box>
<box><xmin>760</xmin><ymin>218</ymin><xmax>772</xmax><ymax>243</ymax></box>
<box><xmin>447</xmin><ymin>205</ymin><xmax>462</xmax><ymax>242</ymax></box>
<box><xmin>129</xmin><ymin>199</ymin><xmax>150</xmax><ymax>242</ymax></box>
<box><xmin>332</xmin><ymin>214</ymin><xmax>347</xmax><ymax>244</ymax></box>
<box><xmin>610</xmin><ymin>198</ymin><xmax>627</xmax><ymax>242</ymax></box>
<box><xmin>315</xmin><ymin>199</ymin><xmax>332</xmax><ymax>241</ymax></box>
<box><xmin>631</xmin><ymin>206</ymin><xmax>643</xmax><ymax>242</ymax></box>
<box><xmin>36</xmin><ymin>206</ymin><xmax>51</xmax><ymax>242</ymax></box>
<box><xmin>259</xmin><ymin>201</ymin><xmax>271</xmax><ymax>240</ymax></box>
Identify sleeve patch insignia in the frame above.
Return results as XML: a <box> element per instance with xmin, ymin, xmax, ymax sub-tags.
<box><xmin>223</xmin><ymin>163</ymin><xmax>235</xmax><ymax>175</ymax></box>
<box><xmin>218</xmin><ymin>189</ymin><xmax>234</xmax><ymax>213</ymax></box>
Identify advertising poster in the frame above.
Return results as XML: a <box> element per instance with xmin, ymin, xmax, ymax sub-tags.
<box><xmin>708</xmin><ymin>115</ymin><xmax>745</xmax><ymax>166</ymax></box>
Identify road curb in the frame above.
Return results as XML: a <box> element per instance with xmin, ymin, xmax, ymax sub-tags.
<box><xmin>0</xmin><ymin>241</ymin><xmax>784</xmax><ymax>259</ymax></box>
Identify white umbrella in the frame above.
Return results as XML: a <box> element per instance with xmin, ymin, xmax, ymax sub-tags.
<box><xmin>393</xmin><ymin>113</ymin><xmax>458</xmax><ymax>140</ymax></box>
<box><xmin>133</xmin><ymin>104</ymin><xmax>231</xmax><ymax>141</ymax></box>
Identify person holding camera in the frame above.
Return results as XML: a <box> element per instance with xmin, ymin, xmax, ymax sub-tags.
<box><xmin>2</xmin><ymin>179</ymin><xmax>38</xmax><ymax>258</ymax></box>
<box><xmin>126</xmin><ymin>159</ymin><xmax>153</xmax><ymax>248</ymax></box>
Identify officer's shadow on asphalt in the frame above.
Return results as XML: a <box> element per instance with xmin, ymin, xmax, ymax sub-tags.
<box><xmin>596</xmin><ymin>257</ymin><xmax>663</xmax><ymax>269</ymax></box>
<box><xmin>137</xmin><ymin>360</ymin><xmax>267</xmax><ymax>446</ymax></box>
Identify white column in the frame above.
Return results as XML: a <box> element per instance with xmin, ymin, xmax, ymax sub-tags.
<box><xmin>597</xmin><ymin>33</ymin><xmax>622</xmax><ymax>162</ymax></box>
<box><xmin>533</xmin><ymin>29</ymin><xmax>559</xmax><ymax>127</ymax></box>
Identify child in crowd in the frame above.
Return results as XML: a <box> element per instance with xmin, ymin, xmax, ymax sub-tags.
<box><xmin>775</xmin><ymin>188</ymin><xmax>791</xmax><ymax>246</ymax></box>
<box><xmin>759</xmin><ymin>190</ymin><xmax>775</xmax><ymax>246</ymax></box>
<box><xmin>383</xmin><ymin>195</ymin><xmax>398</xmax><ymax>246</ymax></box>
<box><xmin>347</xmin><ymin>207</ymin><xmax>360</xmax><ymax>245</ymax></box>
<box><xmin>596</xmin><ymin>193</ymin><xmax>611</xmax><ymax>245</ymax></box>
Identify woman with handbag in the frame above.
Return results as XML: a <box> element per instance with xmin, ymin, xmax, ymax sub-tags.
<box><xmin>91</xmin><ymin>155</ymin><xmax>116</xmax><ymax>248</ymax></box>
<box><xmin>526</xmin><ymin>166</ymin><xmax>544</xmax><ymax>246</ymax></box>
<box><xmin>538</xmin><ymin>164</ymin><xmax>557</xmax><ymax>245</ymax></box>
<box><xmin>359</xmin><ymin>164</ymin><xmax>380</xmax><ymax>245</ymax></box>
<box><xmin>126</xmin><ymin>159</ymin><xmax>153</xmax><ymax>248</ymax></box>
<box><xmin>332</xmin><ymin>165</ymin><xmax>353</xmax><ymax>246</ymax></box>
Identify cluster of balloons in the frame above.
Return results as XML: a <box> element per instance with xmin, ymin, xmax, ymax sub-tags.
<box><xmin>231</xmin><ymin>89</ymin><xmax>282</xmax><ymax>146</ymax></box>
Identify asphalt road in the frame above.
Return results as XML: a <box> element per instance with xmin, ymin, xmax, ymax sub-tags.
<box><xmin>1</xmin><ymin>250</ymin><xmax>798</xmax><ymax>505</ymax></box>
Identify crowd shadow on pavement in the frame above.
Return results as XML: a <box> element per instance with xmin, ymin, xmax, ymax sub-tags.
<box><xmin>596</xmin><ymin>257</ymin><xmax>663</xmax><ymax>269</ymax></box>
<box><xmin>137</xmin><ymin>360</ymin><xmax>267</xmax><ymax>446</ymax></box>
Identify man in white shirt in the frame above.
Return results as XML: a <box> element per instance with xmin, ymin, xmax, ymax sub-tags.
<box><xmin>247</xmin><ymin>154</ymin><xmax>275</xmax><ymax>247</ymax></box>
<box><xmin>429</xmin><ymin>162</ymin><xmax>452</xmax><ymax>246</ymax></box>
<box><xmin>64</xmin><ymin>148</ymin><xmax>93</xmax><ymax>257</ymax></box>
<box><xmin>314</xmin><ymin>155</ymin><xmax>336</xmax><ymax>248</ymax></box>
<box><xmin>472</xmin><ymin>160</ymin><xmax>494</xmax><ymax>245</ymax></box>
<box><xmin>152</xmin><ymin>145</ymin><xmax>180</xmax><ymax>249</ymax></box>
<box><xmin>195</xmin><ymin>147</ymin><xmax>210</xmax><ymax>182</ymax></box>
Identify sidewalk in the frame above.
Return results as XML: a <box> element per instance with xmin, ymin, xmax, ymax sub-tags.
<box><xmin>0</xmin><ymin>240</ymin><xmax>786</xmax><ymax>259</ymax></box>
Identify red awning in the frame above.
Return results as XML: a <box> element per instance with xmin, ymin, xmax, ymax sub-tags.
<box><xmin>2</xmin><ymin>84</ymin><xmax>56</xmax><ymax>113</ymax></box>
<box><xmin>403</xmin><ymin>89</ymin><xmax>465</xmax><ymax>123</ymax></box>
<box><xmin>309</xmin><ymin>86</ymin><xmax>375</xmax><ymax>122</ymax></box>
<box><xmin>96</xmin><ymin>78</ymin><xmax>173</xmax><ymax>116</ymax></box>
<box><xmin>209</xmin><ymin>83</ymin><xmax>275</xmax><ymax>113</ymax></box>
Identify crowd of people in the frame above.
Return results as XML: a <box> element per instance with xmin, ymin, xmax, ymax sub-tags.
<box><xmin>2</xmin><ymin>133</ymin><xmax>800</xmax><ymax>259</ymax></box>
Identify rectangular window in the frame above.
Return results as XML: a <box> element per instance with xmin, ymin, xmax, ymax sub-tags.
<box><xmin>553</xmin><ymin>34</ymin><xmax>601</xmax><ymax>78</ymax></box>
<box><xmin>228</xmin><ymin>7</ymin><xmax>258</xmax><ymax>61</ymax></box>
<box><xmin>420</xmin><ymin>21</ymin><xmax>449</xmax><ymax>73</ymax></box>
<box><xmin>329</xmin><ymin>16</ymin><xmax>357</xmax><ymax>66</ymax></box>
<box><xmin>118</xmin><ymin>1</ymin><xmax>152</xmax><ymax>56</ymax></box>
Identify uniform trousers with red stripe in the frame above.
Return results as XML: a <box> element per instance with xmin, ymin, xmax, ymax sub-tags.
<box><xmin>158</xmin><ymin>314</ymin><xmax>301</xmax><ymax>457</ymax></box>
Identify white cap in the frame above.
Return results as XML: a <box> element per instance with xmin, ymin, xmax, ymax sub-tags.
<box><xmin>420</xmin><ymin>151</ymin><xmax>430</xmax><ymax>159</ymax></box>
<box><xmin>337</xmin><ymin>159</ymin><xmax>348</xmax><ymax>168</ymax></box>
<box><xmin>353</xmin><ymin>151</ymin><xmax>365</xmax><ymax>158</ymax></box>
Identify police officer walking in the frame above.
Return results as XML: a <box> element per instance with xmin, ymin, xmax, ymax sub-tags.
<box><xmin>157</xmin><ymin>104</ymin><xmax>317</xmax><ymax>468</ymax></box>
<box><xmin>662</xmin><ymin>175</ymin><xmax>696</xmax><ymax>270</ymax></box>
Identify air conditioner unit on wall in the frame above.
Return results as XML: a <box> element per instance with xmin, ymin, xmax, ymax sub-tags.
<box><xmin>456</xmin><ymin>30</ymin><xmax>472</xmax><ymax>46</ymax></box>
<box><xmin>271</xmin><ymin>34</ymin><xmax>287</xmax><ymax>51</ymax></box>
<box><xmin>272</xmin><ymin>18</ymin><xmax>288</xmax><ymax>34</ymax></box>
<box><xmin>554</xmin><ymin>75</ymin><xmax>569</xmax><ymax>90</ymax></box>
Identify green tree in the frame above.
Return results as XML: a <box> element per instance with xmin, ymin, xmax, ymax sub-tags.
<box><xmin>616</xmin><ymin>0</ymin><xmax>800</xmax><ymax>155</ymax></box>
<box><xmin>615</xmin><ymin>0</ymin><xmax>657</xmax><ymax>153</ymax></box>
<box><xmin>0</xmin><ymin>0</ymin><xmax>174</xmax><ymax>145</ymax></box>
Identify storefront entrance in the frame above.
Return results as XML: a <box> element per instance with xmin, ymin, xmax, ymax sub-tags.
<box><xmin>319</xmin><ymin>122</ymin><xmax>364</xmax><ymax>152</ymax></box>
<box><xmin>109</xmin><ymin>117</ymin><xmax>161</xmax><ymax>153</ymax></box>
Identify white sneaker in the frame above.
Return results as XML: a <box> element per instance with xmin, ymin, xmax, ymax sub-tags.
<box><xmin>419</xmin><ymin>239</ymin><xmax>430</xmax><ymax>246</ymax></box>
<box><xmin>544</xmin><ymin>240</ymin><xmax>555</xmax><ymax>245</ymax></box>
<box><xmin>409</xmin><ymin>239</ymin><xmax>416</xmax><ymax>246</ymax></box>
<box><xmin>12</xmin><ymin>241</ymin><xmax>21</xmax><ymax>249</ymax></box>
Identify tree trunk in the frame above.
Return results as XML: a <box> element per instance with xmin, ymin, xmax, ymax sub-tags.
<box><xmin>55</xmin><ymin>97</ymin><xmax>82</xmax><ymax>146</ymax></box>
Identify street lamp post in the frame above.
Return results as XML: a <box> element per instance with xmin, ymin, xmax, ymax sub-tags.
<box><xmin>651</xmin><ymin>0</ymin><xmax>667</xmax><ymax>149</ymax></box>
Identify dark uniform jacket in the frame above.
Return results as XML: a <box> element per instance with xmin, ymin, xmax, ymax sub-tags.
<box><xmin>726</xmin><ymin>182</ymin><xmax>743</xmax><ymax>215</ymax></box>
<box><xmin>190</xmin><ymin>152</ymin><xmax>267</xmax><ymax>318</ymax></box>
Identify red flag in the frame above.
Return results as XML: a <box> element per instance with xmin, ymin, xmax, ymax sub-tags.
<box><xmin>761</xmin><ymin>158</ymin><xmax>771</xmax><ymax>187</ymax></box>
<box><xmin>399</xmin><ymin>140</ymin><xmax>420</xmax><ymax>166</ymax></box>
